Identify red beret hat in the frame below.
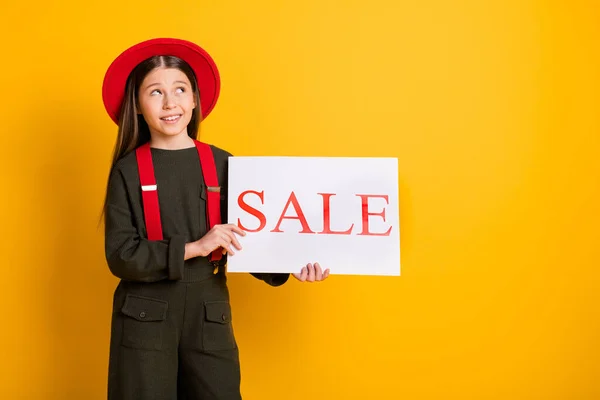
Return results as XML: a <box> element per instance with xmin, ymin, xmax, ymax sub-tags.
<box><xmin>102</xmin><ymin>38</ymin><xmax>220</xmax><ymax>124</ymax></box>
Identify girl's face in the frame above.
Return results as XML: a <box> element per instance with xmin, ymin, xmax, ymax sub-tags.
<box><xmin>137</xmin><ymin>67</ymin><xmax>196</xmax><ymax>139</ymax></box>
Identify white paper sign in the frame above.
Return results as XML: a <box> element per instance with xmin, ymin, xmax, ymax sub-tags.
<box><xmin>226</xmin><ymin>157</ymin><xmax>400</xmax><ymax>276</ymax></box>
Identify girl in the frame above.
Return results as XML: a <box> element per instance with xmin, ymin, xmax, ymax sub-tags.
<box><xmin>101</xmin><ymin>38</ymin><xmax>329</xmax><ymax>400</ymax></box>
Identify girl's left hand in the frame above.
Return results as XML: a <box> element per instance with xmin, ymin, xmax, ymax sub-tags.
<box><xmin>293</xmin><ymin>262</ymin><xmax>330</xmax><ymax>282</ymax></box>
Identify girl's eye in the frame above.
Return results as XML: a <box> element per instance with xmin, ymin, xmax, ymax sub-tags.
<box><xmin>151</xmin><ymin>89</ymin><xmax>161</xmax><ymax>95</ymax></box>
<box><xmin>176</xmin><ymin>87</ymin><xmax>185</xmax><ymax>93</ymax></box>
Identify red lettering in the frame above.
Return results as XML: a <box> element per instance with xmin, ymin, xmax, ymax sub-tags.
<box><xmin>317</xmin><ymin>193</ymin><xmax>353</xmax><ymax>235</ymax></box>
<box><xmin>237</xmin><ymin>190</ymin><xmax>267</xmax><ymax>232</ymax></box>
<box><xmin>356</xmin><ymin>194</ymin><xmax>392</xmax><ymax>236</ymax></box>
<box><xmin>271</xmin><ymin>191</ymin><xmax>315</xmax><ymax>233</ymax></box>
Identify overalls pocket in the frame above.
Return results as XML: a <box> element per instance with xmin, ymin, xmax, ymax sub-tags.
<box><xmin>120</xmin><ymin>294</ymin><xmax>168</xmax><ymax>351</ymax></box>
<box><xmin>203</xmin><ymin>301</ymin><xmax>236</xmax><ymax>351</ymax></box>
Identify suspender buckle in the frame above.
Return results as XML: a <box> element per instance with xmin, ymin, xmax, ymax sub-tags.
<box><xmin>207</xmin><ymin>186</ymin><xmax>220</xmax><ymax>193</ymax></box>
<box><xmin>211</xmin><ymin>260</ymin><xmax>221</xmax><ymax>274</ymax></box>
<box><xmin>141</xmin><ymin>185</ymin><xmax>157</xmax><ymax>191</ymax></box>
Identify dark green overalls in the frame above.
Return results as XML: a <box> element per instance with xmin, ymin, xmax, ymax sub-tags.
<box><xmin>104</xmin><ymin>145</ymin><xmax>288</xmax><ymax>399</ymax></box>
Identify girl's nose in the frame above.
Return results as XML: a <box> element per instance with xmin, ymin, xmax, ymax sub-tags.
<box><xmin>163</xmin><ymin>94</ymin><xmax>176</xmax><ymax>109</ymax></box>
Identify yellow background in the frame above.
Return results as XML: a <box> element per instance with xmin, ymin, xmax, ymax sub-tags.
<box><xmin>1</xmin><ymin>0</ymin><xmax>598</xmax><ymax>399</ymax></box>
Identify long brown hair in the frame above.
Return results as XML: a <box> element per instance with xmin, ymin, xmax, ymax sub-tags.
<box><xmin>101</xmin><ymin>56</ymin><xmax>202</xmax><ymax>222</ymax></box>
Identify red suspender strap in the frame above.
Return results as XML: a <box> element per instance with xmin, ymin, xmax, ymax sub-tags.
<box><xmin>194</xmin><ymin>140</ymin><xmax>223</xmax><ymax>262</ymax></box>
<box><xmin>135</xmin><ymin>140</ymin><xmax>222</xmax><ymax>263</ymax></box>
<box><xmin>135</xmin><ymin>143</ymin><xmax>164</xmax><ymax>241</ymax></box>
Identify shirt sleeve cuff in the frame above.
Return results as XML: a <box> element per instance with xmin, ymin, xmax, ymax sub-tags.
<box><xmin>168</xmin><ymin>235</ymin><xmax>186</xmax><ymax>280</ymax></box>
<box><xmin>263</xmin><ymin>273</ymin><xmax>290</xmax><ymax>287</ymax></box>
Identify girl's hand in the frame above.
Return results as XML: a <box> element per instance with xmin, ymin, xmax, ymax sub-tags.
<box><xmin>293</xmin><ymin>263</ymin><xmax>330</xmax><ymax>282</ymax></box>
<box><xmin>196</xmin><ymin>224</ymin><xmax>246</xmax><ymax>257</ymax></box>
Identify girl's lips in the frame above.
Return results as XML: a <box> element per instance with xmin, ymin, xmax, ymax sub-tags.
<box><xmin>160</xmin><ymin>115</ymin><xmax>182</xmax><ymax>123</ymax></box>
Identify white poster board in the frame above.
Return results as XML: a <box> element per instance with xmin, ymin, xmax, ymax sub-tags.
<box><xmin>226</xmin><ymin>157</ymin><xmax>400</xmax><ymax>276</ymax></box>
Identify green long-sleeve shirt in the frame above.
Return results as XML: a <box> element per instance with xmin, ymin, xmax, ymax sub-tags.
<box><xmin>104</xmin><ymin>143</ymin><xmax>289</xmax><ymax>287</ymax></box>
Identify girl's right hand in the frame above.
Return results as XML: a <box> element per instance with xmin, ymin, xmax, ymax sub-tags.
<box><xmin>196</xmin><ymin>224</ymin><xmax>246</xmax><ymax>257</ymax></box>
